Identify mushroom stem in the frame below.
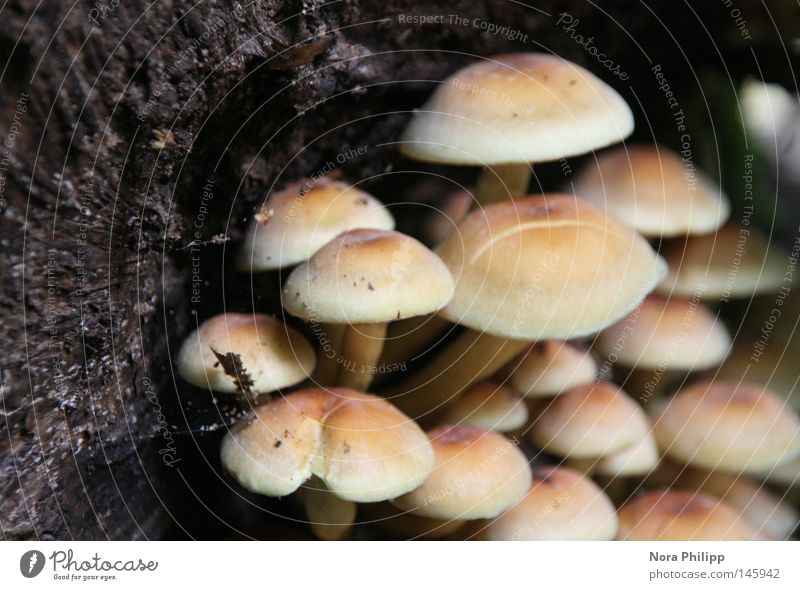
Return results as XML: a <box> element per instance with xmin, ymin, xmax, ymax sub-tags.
<box><xmin>337</xmin><ymin>322</ymin><xmax>388</xmax><ymax>390</ymax></box>
<box><xmin>377</xmin><ymin>314</ymin><xmax>450</xmax><ymax>376</ymax></box>
<box><xmin>312</xmin><ymin>323</ymin><xmax>346</xmax><ymax>386</ymax></box>
<box><xmin>389</xmin><ymin>330</ymin><xmax>528</xmax><ymax>421</ymax></box>
<box><xmin>476</xmin><ymin>163</ymin><xmax>531</xmax><ymax>205</ymax></box>
<box><xmin>298</xmin><ymin>477</ymin><xmax>357</xmax><ymax>541</ymax></box>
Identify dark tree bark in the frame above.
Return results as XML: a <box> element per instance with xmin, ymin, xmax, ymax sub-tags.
<box><xmin>1</xmin><ymin>0</ymin><xmax>797</xmax><ymax>540</ymax></box>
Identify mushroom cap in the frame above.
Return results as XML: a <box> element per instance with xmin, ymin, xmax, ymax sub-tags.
<box><xmin>282</xmin><ymin>229</ymin><xmax>454</xmax><ymax>324</ymax></box>
<box><xmin>571</xmin><ymin>145</ymin><xmax>730</xmax><ymax>237</ymax></box>
<box><xmin>436</xmin><ymin>195</ymin><xmax>666</xmax><ymax>339</ymax></box>
<box><xmin>594</xmin><ymin>432</ymin><xmax>660</xmax><ymax>477</ymax></box>
<box><xmin>617</xmin><ymin>489</ymin><xmax>756</xmax><ymax>540</ymax></box>
<box><xmin>485</xmin><ymin>465</ymin><xmax>618</xmax><ymax>541</ymax></box>
<box><xmin>400</xmin><ymin>53</ymin><xmax>633</xmax><ymax>165</ymax></box>
<box><xmin>595</xmin><ymin>295</ymin><xmax>731</xmax><ymax>371</ymax></box>
<box><xmin>440</xmin><ymin>380</ymin><xmax>528</xmax><ymax>432</ymax></box>
<box><xmin>237</xmin><ymin>179</ymin><xmax>394</xmax><ymax>271</ymax></box>
<box><xmin>220</xmin><ymin>388</ymin><xmax>434</xmax><ymax>502</ymax></box>
<box><xmin>176</xmin><ymin>313</ymin><xmax>316</xmax><ymax>394</ymax></box>
<box><xmin>392</xmin><ymin>425</ymin><xmax>531</xmax><ymax>520</ymax></box>
<box><xmin>651</xmin><ymin>381</ymin><xmax>800</xmax><ymax>473</ymax></box>
<box><xmin>510</xmin><ymin>341</ymin><xmax>598</xmax><ymax>398</ymax></box>
<box><xmin>657</xmin><ymin>223</ymin><xmax>789</xmax><ymax>300</ymax></box>
<box><xmin>530</xmin><ymin>382</ymin><xmax>651</xmax><ymax>458</ymax></box>
<box><xmin>677</xmin><ymin>470</ymin><xmax>799</xmax><ymax>539</ymax></box>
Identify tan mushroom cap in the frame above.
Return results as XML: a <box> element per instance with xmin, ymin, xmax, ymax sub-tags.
<box><xmin>400</xmin><ymin>53</ymin><xmax>633</xmax><ymax>166</ymax></box>
<box><xmin>617</xmin><ymin>490</ymin><xmax>756</xmax><ymax>540</ymax></box>
<box><xmin>484</xmin><ymin>465</ymin><xmax>619</xmax><ymax>541</ymax></box>
<box><xmin>510</xmin><ymin>341</ymin><xmax>598</xmax><ymax>398</ymax></box>
<box><xmin>651</xmin><ymin>381</ymin><xmax>800</xmax><ymax>473</ymax></box>
<box><xmin>437</xmin><ymin>195</ymin><xmax>666</xmax><ymax>339</ymax></box>
<box><xmin>237</xmin><ymin>179</ymin><xmax>394</xmax><ymax>271</ymax></box>
<box><xmin>393</xmin><ymin>425</ymin><xmax>531</xmax><ymax>520</ymax></box>
<box><xmin>177</xmin><ymin>313</ymin><xmax>316</xmax><ymax>394</ymax></box>
<box><xmin>282</xmin><ymin>229</ymin><xmax>454</xmax><ymax>324</ymax></box>
<box><xmin>220</xmin><ymin>388</ymin><xmax>434</xmax><ymax>502</ymax></box>
<box><xmin>677</xmin><ymin>470</ymin><xmax>799</xmax><ymax>539</ymax></box>
<box><xmin>595</xmin><ymin>432</ymin><xmax>660</xmax><ymax>477</ymax></box>
<box><xmin>595</xmin><ymin>295</ymin><xmax>731</xmax><ymax>371</ymax></box>
<box><xmin>530</xmin><ymin>382</ymin><xmax>651</xmax><ymax>458</ymax></box>
<box><xmin>657</xmin><ymin>223</ymin><xmax>789</xmax><ymax>300</ymax></box>
<box><xmin>571</xmin><ymin>145</ymin><xmax>730</xmax><ymax>237</ymax></box>
<box><xmin>440</xmin><ymin>380</ymin><xmax>528</xmax><ymax>432</ymax></box>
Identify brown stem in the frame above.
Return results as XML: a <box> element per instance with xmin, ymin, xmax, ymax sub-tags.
<box><xmin>337</xmin><ymin>322</ymin><xmax>388</xmax><ymax>390</ymax></box>
<box><xmin>475</xmin><ymin>163</ymin><xmax>532</xmax><ymax>205</ymax></box>
<box><xmin>298</xmin><ymin>477</ymin><xmax>356</xmax><ymax>541</ymax></box>
<box><xmin>312</xmin><ymin>323</ymin><xmax>346</xmax><ymax>386</ymax></box>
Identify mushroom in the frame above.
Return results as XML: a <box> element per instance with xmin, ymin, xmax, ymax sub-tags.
<box><xmin>392</xmin><ymin>425</ymin><xmax>531</xmax><ymax>520</ymax></box>
<box><xmin>176</xmin><ymin>312</ymin><xmax>315</xmax><ymax>396</ymax></box>
<box><xmin>392</xmin><ymin>195</ymin><xmax>666</xmax><ymax>418</ymax></box>
<box><xmin>483</xmin><ymin>465</ymin><xmax>618</xmax><ymax>540</ymax></box>
<box><xmin>657</xmin><ymin>223</ymin><xmax>789</xmax><ymax>300</ymax></box>
<box><xmin>220</xmin><ymin>387</ymin><xmax>434</xmax><ymax>540</ymax></box>
<box><xmin>400</xmin><ymin>53</ymin><xmax>634</xmax><ymax>204</ymax></box>
<box><xmin>593</xmin><ymin>431</ymin><xmax>660</xmax><ymax>478</ymax></box>
<box><xmin>676</xmin><ymin>469</ymin><xmax>799</xmax><ymax>540</ymax></box>
<box><xmin>237</xmin><ymin>178</ymin><xmax>394</xmax><ymax>385</ymax></box>
<box><xmin>282</xmin><ymin>229</ymin><xmax>454</xmax><ymax>390</ymax></box>
<box><xmin>617</xmin><ymin>489</ymin><xmax>756</xmax><ymax>540</ymax></box>
<box><xmin>530</xmin><ymin>382</ymin><xmax>652</xmax><ymax>459</ymax></box>
<box><xmin>651</xmin><ymin>380</ymin><xmax>800</xmax><ymax>473</ymax></box>
<box><xmin>509</xmin><ymin>341</ymin><xmax>599</xmax><ymax>399</ymax></box>
<box><xmin>570</xmin><ymin>144</ymin><xmax>730</xmax><ymax>238</ymax></box>
<box><xmin>595</xmin><ymin>295</ymin><xmax>731</xmax><ymax>399</ymax></box>
<box><xmin>237</xmin><ymin>178</ymin><xmax>394</xmax><ymax>272</ymax></box>
<box><xmin>440</xmin><ymin>380</ymin><xmax>528</xmax><ymax>433</ymax></box>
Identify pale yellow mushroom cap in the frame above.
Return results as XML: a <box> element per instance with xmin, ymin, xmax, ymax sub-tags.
<box><xmin>220</xmin><ymin>388</ymin><xmax>434</xmax><ymax>502</ymax></box>
<box><xmin>400</xmin><ymin>53</ymin><xmax>633</xmax><ymax>165</ymax></box>
<box><xmin>437</xmin><ymin>195</ymin><xmax>666</xmax><ymax>339</ymax></box>
<box><xmin>571</xmin><ymin>145</ymin><xmax>730</xmax><ymax>237</ymax></box>
<box><xmin>510</xmin><ymin>341</ymin><xmax>598</xmax><ymax>398</ymax></box>
<box><xmin>177</xmin><ymin>313</ymin><xmax>315</xmax><ymax>394</ymax></box>
<box><xmin>440</xmin><ymin>380</ymin><xmax>528</xmax><ymax>432</ymax></box>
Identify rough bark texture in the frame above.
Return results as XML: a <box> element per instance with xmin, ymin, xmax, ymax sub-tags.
<box><xmin>0</xmin><ymin>0</ymin><xmax>797</xmax><ymax>540</ymax></box>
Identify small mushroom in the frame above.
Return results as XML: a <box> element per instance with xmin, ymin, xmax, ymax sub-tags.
<box><xmin>440</xmin><ymin>380</ymin><xmax>528</xmax><ymax>433</ymax></box>
<box><xmin>282</xmin><ymin>229</ymin><xmax>454</xmax><ymax>390</ymax></box>
<box><xmin>392</xmin><ymin>195</ymin><xmax>665</xmax><ymax>418</ymax></box>
<box><xmin>530</xmin><ymin>382</ymin><xmax>651</xmax><ymax>459</ymax></box>
<box><xmin>176</xmin><ymin>312</ymin><xmax>315</xmax><ymax>395</ymax></box>
<box><xmin>483</xmin><ymin>465</ymin><xmax>619</xmax><ymax>541</ymax></box>
<box><xmin>570</xmin><ymin>145</ymin><xmax>730</xmax><ymax>238</ymax></box>
<box><xmin>651</xmin><ymin>381</ymin><xmax>800</xmax><ymax>473</ymax></box>
<box><xmin>220</xmin><ymin>387</ymin><xmax>434</xmax><ymax>540</ymax></box>
<box><xmin>593</xmin><ymin>432</ymin><xmax>660</xmax><ymax>478</ymax></box>
<box><xmin>657</xmin><ymin>223</ymin><xmax>790</xmax><ymax>300</ymax></box>
<box><xmin>509</xmin><ymin>341</ymin><xmax>599</xmax><ymax>398</ymax></box>
<box><xmin>392</xmin><ymin>425</ymin><xmax>531</xmax><ymax>520</ymax></box>
<box><xmin>400</xmin><ymin>53</ymin><xmax>633</xmax><ymax>204</ymax></box>
<box><xmin>617</xmin><ymin>489</ymin><xmax>756</xmax><ymax>540</ymax></box>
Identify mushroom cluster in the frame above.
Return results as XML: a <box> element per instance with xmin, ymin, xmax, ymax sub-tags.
<box><xmin>176</xmin><ymin>52</ymin><xmax>799</xmax><ymax>541</ymax></box>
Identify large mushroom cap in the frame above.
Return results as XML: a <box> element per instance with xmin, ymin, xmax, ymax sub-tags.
<box><xmin>484</xmin><ymin>465</ymin><xmax>618</xmax><ymax>541</ymax></box>
<box><xmin>595</xmin><ymin>295</ymin><xmax>731</xmax><ymax>371</ymax></box>
<box><xmin>220</xmin><ymin>388</ymin><xmax>434</xmax><ymax>502</ymax></box>
<box><xmin>651</xmin><ymin>381</ymin><xmax>800</xmax><ymax>473</ymax></box>
<box><xmin>617</xmin><ymin>489</ymin><xmax>755</xmax><ymax>540</ymax></box>
<box><xmin>282</xmin><ymin>229</ymin><xmax>454</xmax><ymax>324</ymax></box>
<box><xmin>510</xmin><ymin>341</ymin><xmax>598</xmax><ymax>398</ymax></box>
<box><xmin>176</xmin><ymin>313</ymin><xmax>315</xmax><ymax>394</ymax></box>
<box><xmin>530</xmin><ymin>382</ymin><xmax>651</xmax><ymax>458</ymax></box>
<box><xmin>437</xmin><ymin>195</ymin><xmax>666</xmax><ymax>339</ymax></box>
<box><xmin>571</xmin><ymin>145</ymin><xmax>730</xmax><ymax>237</ymax></box>
<box><xmin>400</xmin><ymin>53</ymin><xmax>633</xmax><ymax>165</ymax></box>
<box><xmin>237</xmin><ymin>179</ymin><xmax>394</xmax><ymax>271</ymax></box>
<box><xmin>392</xmin><ymin>425</ymin><xmax>531</xmax><ymax>520</ymax></box>
<box><xmin>657</xmin><ymin>223</ymin><xmax>789</xmax><ymax>300</ymax></box>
